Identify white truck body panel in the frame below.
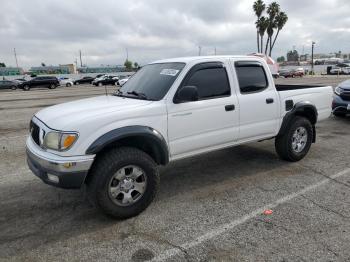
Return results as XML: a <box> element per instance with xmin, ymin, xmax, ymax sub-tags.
<box><xmin>31</xmin><ymin>56</ymin><xmax>333</xmax><ymax>161</ymax></box>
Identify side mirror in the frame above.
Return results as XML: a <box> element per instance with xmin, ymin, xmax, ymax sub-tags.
<box><xmin>175</xmin><ymin>86</ymin><xmax>199</xmax><ymax>103</ymax></box>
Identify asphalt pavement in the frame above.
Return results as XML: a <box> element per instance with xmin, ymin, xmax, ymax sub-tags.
<box><xmin>0</xmin><ymin>77</ymin><xmax>349</xmax><ymax>262</ymax></box>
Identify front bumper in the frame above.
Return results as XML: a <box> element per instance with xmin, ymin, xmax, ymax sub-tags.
<box><xmin>26</xmin><ymin>137</ymin><xmax>95</xmax><ymax>189</ymax></box>
<box><xmin>332</xmin><ymin>95</ymin><xmax>350</xmax><ymax>114</ymax></box>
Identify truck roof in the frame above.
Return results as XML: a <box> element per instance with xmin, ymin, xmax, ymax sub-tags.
<box><xmin>151</xmin><ymin>55</ymin><xmax>264</xmax><ymax>64</ymax></box>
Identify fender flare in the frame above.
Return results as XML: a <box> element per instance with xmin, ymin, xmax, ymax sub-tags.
<box><xmin>278</xmin><ymin>101</ymin><xmax>318</xmax><ymax>143</ymax></box>
<box><xmin>86</xmin><ymin>126</ymin><xmax>169</xmax><ymax>165</ymax></box>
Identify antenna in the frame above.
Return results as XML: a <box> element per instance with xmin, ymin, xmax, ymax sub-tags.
<box><xmin>14</xmin><ymin>48</ymin><xmax>19</xmax><ymax>68</ymax></box>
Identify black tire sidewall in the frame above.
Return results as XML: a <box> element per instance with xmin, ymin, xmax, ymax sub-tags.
<box><xmin>89</xmin><ymin>147</ymin><xmax>159</xmax><ymax>219</ymax></box>
<box><xmin>286</xmin><ymin>117</ymin><xmax>313</xmax><ymax>161</ymax></box>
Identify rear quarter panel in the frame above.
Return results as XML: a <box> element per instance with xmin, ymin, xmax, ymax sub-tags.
<box><xmin>278</xmin><ymin>86</ymin><xmax>333</xmax><ymax>122</ymax></box>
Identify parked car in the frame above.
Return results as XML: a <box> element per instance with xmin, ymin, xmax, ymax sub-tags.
<box><xmin>26</xmin><ymin>55</ymin><xmax>333</xmax><ymax>218</ymax></box>
<box><xmin>59</xmin><ymin>77</ymin><xmax>74</xmax><ymax>87</ymax></box>
<box><xmin>279</xmin><ymin>69</ymin><xmax>303</xmax><ymax>78</ymax></box>
<box><xmin>330</xmin><ymin>67</ymin><xmax>342</xmax><ymax>75</ymax></box>
<box><xmin>0</xmin><ymin>80</ymin><xmax>17</xmax><ymax>90</ymax></box>
<box><xmin>13</xmin><ymin>78</ymin><xmax>27</xmax><ymax>84</ymax></box>
<box><xmin>116</xmin><ymin>76</ymin><xmax>129</xmax><ymax>86</ymax></box>
<box><xmin>92</xmin><ymin>75</ymin><xmax>119</xmax><ymax>86</ymax></box>
<box><xmin>74</xmin><ymin>76</ymin><xmax>95</xmax><ymax>85</ymax></box>
<box><xmin>333</xmin><ymin>79</ymin><xmax>350</xmax><ymax>117</ymax></box>
<box><xmin>18</xmin><ymin>76</ymin><xmax>60</xmax><ymax>91</ymax></box>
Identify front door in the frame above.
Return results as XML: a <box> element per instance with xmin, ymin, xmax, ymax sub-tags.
<box><xmin>167</xmin><ymin>61</ymin><xmax>239</xmax><ymax>159</ymax></box>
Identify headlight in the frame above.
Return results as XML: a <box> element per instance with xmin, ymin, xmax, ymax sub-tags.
<box><xmin>43</xmin><ymin>131</ymin><xmax>78</xmax><ymax>151</ymax></box>
<box><xmin>334</xmin><ymin>86</ymin><xmax>342</xmax><ymax>95</ymax></box>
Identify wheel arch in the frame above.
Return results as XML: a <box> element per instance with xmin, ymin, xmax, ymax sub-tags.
<box><xmin>86</xmin><ymin>126</ymin><xmax>169</xmax><ymax>166</ymax></box>
<box><xmin>278</xmin><ymin>101</ymin><xmax>318</xmax><ymax>142</ymax></box>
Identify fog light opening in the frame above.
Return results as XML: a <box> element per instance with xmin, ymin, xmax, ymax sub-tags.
<box><xmin>47</xmin><ymin>174</ymin><xmax>59</xmax><ymax>183</ymax></box>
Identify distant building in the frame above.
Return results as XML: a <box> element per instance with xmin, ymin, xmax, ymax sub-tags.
<box><xmin>77</xmin><ymin>65</ymin><xmax>126</xmax><ymax>74</ymax></box>
<box><xmin>0</xmin><ymin>67</ymin><xmax>24</xmax><ymax>76</ymax></box>
<box><xmin>30</xmin><ymin>65</ymin><xmax>74</xmax><ymax>75</ymax></box>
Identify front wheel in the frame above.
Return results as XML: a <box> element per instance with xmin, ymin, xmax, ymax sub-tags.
<box><xmin>86</xmin><ymin>147</ymin><xmax>159</xmax><ymax>219</ymax></box>
<box><xmin>49</xmin><ymin>84</ymin><xmax>56</xmax><ymax>89</ymax></box>
<box><xmin>275</xmin><ymin>116</ymin><xmax>313</xmax><ymax>162</ymax></box>
<box><xmin>333</xmin><ymin>112</ymin><xmax>346</xmax><ymax>117</ymax></box>
<box><xmin>66</xmin><ymin>83</ymin><xmax>72</xmax><ymax>87</ymax></box>
<box><xmin>11</xmin><ymin>86</ymin><xmax>17</xmax><ymax>90</ymax></box>
<box><xmin>23</xmin><ymin>85</ymin><xmax>30</xmax><ymax>91</ymax></box>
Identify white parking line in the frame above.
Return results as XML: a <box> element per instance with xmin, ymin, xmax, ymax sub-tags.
<box><xmin>0</xmin><ymin>135</ymin><xmax>28</xmax><ymax>140</ymax></box>
<box><xmin>152</xmin><ymin>168</ymin><xmax>350</xmax><ymax>261</ymax></box>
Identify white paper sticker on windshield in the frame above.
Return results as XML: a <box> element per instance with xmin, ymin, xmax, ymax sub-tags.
<box><xmin>160</xmin><ymin>69</ymin><xmax>180</xmax><ymax>76</ymax></box>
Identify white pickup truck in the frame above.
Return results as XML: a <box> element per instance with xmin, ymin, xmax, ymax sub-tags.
<box><xmin>26</xmin><ymin>56</ymin><xmax>333</xmax><ymax>218</ymax></box>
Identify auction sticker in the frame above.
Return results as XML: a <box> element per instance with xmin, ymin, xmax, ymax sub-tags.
<box><xmin>160</xmin><ymin>69</ymin><xmax>180</xmax><ymax>76</ymax></box>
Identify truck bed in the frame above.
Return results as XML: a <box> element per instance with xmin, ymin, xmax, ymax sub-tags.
<box><xmin>275</xmin><ymin>84</ymin><xmax>326</xmax><ymax>92</ymax></box>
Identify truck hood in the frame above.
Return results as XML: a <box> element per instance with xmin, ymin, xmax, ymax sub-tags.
<box><xmin>35</xmin><ymin>95</ymin><xmax>153</xmax><ymax>130</ymax></box>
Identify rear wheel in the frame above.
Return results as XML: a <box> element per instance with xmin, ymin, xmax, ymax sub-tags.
<box><xmin>275</xmin><ymin>117</ymin><xmax>313</xmax><ymax>162</ymax></box>
<box><xmin>11</xmin><ymin>85</ymin><xmax>17</xmax><ymax>90</ymax></box>
<box><xmin>98</xmin><ymin>82</ymin><xmax>103</xmax><ymax>87</ymax></box>
<box><xmin>87</xmin><ymin>147</ymin><xmax>159</xmax><ymax>219</ymax></box>
<box><xmin>49</xmin><ymin>84</ymin><xmax>56</xmax><ymax>89</ymax></box>
<box><xmin>23</xmin><ymin>85</ymin><xmax>30</xmax><ymax>91</ymax></box>
<box><xmin>66</xmin><ymin>83</ymin><xmax>72</xmax><ymax>87</ymax></box>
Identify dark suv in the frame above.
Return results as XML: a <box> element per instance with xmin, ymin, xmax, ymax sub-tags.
<box><xmin>18</xmin><ymin>76</ymin><xmax>60</xmax><ymax>91</ymax></box>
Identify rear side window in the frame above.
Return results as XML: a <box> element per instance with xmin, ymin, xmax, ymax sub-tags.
<box><xmin>235</xmin><ymin>62</ymin><xmax>268</xmax><ymax>93</ymax></box>
<box><xmin>184</xmin><ymin>64</ymin><xmax>230</xmax><ymax>100</ymax></box>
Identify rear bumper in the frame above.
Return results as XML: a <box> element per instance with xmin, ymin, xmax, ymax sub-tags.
<box><xmin>26</xmin><ymin>137</ymin><xmax>95</xmax><ymax>189</ymax></box>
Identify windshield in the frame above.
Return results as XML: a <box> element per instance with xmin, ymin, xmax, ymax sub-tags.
<box><xmin>118</xmin><ymin>62</ymin><xmax>185</xmax><ymax>101</ymax></box>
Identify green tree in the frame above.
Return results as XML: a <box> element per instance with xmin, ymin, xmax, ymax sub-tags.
<box><xmin>0</xmin><ymin>62</ymin><xmax>5</xmax><ymax>67</ymax></box>
<box><xmin>277</xmin><ymin>56</ymin><xmax>285</xmax><ymax>63</ymax></box>
<box><xmin>124</xmin><ymin>59</ymin><xmax>133</xmax><ymax>70</ymax></box>
<box><xmin>265</xmin><ymin>2</ymin><xmax>280</xmax><ymax>55</ymax></box>
<box><xmin>133</xmin><ymin>62</ymin><xmax>139</xmax><ymax>69</ymax></box>
<box><xmin>256</xmin><ymin>16</ymin><xmax>269</xmax><ymax>54</ymax></box>
<box><xmin>270</xmin><ymin>12</ymin><xmax>288</xmax><ymax>54</ymax></box>
<box><xmin>253</xmin><ymin>0</ymin><xmax>266</xmax><ymax>53</ymax></box>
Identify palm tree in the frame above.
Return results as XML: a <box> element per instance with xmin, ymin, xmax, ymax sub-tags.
<box><xmin>270</xmin><ymin>12</ymin><xmax>288</xmax><ymax>55</ymax></box>
<box><xmin>257</xmin><ymin>17</ymin><xmax>269</xmax><ymax>54</ymax></box>
<box><xmin>264</xmin><ymin>2</ymin><xmax>280</xmax><ymax>55</ymax></box>
<box><xmin>253</xmin><ymin>0</ymin><xmax>266</xmax><ymax>53</ymax></box>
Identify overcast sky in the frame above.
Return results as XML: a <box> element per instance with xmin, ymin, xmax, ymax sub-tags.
<box><xmin>1</xmin><ymin>0</ymin><xmax>349</xmax><ymax>69</ymax></box>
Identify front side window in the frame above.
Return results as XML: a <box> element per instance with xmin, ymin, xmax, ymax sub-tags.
<box><xmin>182</xmin><ymin>64</ymin><xmax>230</xmax><ymax>100</ymax></box>
<box><xmin>235</xmin><ymin>62</ymin><xmax>268</xmax><ymax>93</ymax></box>
<box><xmin>118</xmin><ymin>62</ymin><xmax>185</xmax><ymax>101</ymax></box>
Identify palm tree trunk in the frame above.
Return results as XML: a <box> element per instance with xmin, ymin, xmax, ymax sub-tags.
<box><xmin>260</xmin><ymin>35</ymin><xmax>263</xmax><ymax>54</ymax></box>
<box><xmin>257</xmin><ymin>31</ymin><xmax>260</xmax><ymax>52</ymax></box>
<box><xmin>264</xmin><ymin>36</ymin><xmax>270</xmax><ymax>55</ymax></box>
<box><xmin>270</xmin><ymin>30</ymin><xmax>280</xmax><ymax>54</ymax></box>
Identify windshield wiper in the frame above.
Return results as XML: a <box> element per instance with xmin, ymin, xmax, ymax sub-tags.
<box><xmin>127</xmin><ymin>91</ymin><xmax>150</xmax><ymax>100</ymax></box>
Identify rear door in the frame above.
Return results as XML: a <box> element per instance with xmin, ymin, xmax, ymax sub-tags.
<box><xmin>232</xmin><ymin>60</ymin><xmax>279</xmax><ymax>141</ymax></box>
<box><xmin>167</xmin><ymin>61</ymin><xmax>239</xmax><ymax>159</ymax></box>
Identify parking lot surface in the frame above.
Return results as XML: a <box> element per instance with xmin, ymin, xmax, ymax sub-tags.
<box><xmin>1</xmin><ymin>78</ymin><xmax>350</xmax><ymax>261</ymax></box>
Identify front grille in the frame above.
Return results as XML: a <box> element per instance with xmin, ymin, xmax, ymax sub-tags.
<box><xmin>30</xmin><ymin>121</ymin><xmax>40</xmax><ymax>146</ymax></box>
<box><xmin>340</xmin><ymin>92</ymin><xmax>350</xmax><ymax>101</ymax></box>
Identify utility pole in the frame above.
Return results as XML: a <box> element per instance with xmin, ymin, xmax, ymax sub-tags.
<box><xmin>198</xmin><ymin>46</ymin><xmax>202</xmax><ymax>56</ymax></box>
<box><xmin>126</xmin><ymin>48</ymin><xmax>129</xmax><ymax>61</ymax></box>
<box><xmin>214</xmin><ymin>47</ymin><xmax>217</xmax><ymax>55</ymax></box>
<box><xmin>311</xmin><ymin>42</ymin><xmax>315</xmax><ymax>75</ymax></box>
<box><xmin>14</xmin><ymin>48</ymin><xmax>19</xmax><ymax>68</ymax></box>
<box><xmin>79</xmin><ymin>50</ymin><xmax>83</xmax><ymax>67</ymax></box>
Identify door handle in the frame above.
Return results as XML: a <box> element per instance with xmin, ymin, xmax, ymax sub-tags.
<box><xmin>266</xmin><ymin>98</ymin><xmax>274</xmax><ymax>104</ymax></box>
<box><xmin>225</xmin><ymin>104</ymin><xmax>235</xmax><ymax>111</ymax></box>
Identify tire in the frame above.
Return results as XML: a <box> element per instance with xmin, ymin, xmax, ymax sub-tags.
<box><xmin>333</xmin><ymin>112</ymin><xmax>346</xmax><ymax>117</ymax></box>
<box><xmin>66</xmin><ymin>83</ymin><xmax>72</xmax><ymax>87</ymax></box>
<box><xmin>98</xmin><ymin>82</ymin><xmax>103</xmax><ymax>87</ymax></box>
<box><xmin>23</xmin><ymin>85</ymin><xmax>30</xmax><ymax>91</ymax></box>
<box><xmin>11</xmin><ymin>86</ymin><xmax>17</xmax><ymax>90</ymax></box>
<box><xmin>275</xmin><ymin>116</ymin><xmax>313</xmax><ymax>162</ymax></box>
<box><xmin>76</xmin><ymin>82</ymin><xmax>80</xmax><ymax>85</ymax></box>
<box><xmin>86</xmin><ymin>147</ymin><xmax>159</xmax><ymax>219</ymax></box>
<box><xmin>49</xmin><ymin>84</ymin><xmax>56</xmax><ymax>89</ymax></box>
